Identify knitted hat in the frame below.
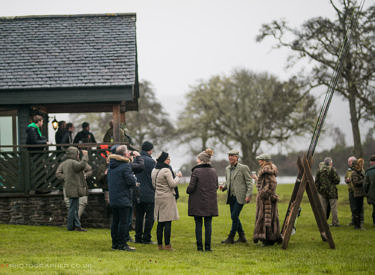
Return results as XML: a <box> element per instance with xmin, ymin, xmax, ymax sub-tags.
<box><xmin>198</xmin><ymin>148</ymin><xmax>214</xmax><ymax>163</ymax></box>
<box><xmin>156</xmin><ymin>151</ymin><xmax>169</xmax><ymax>163</ymax></box>
<box><xmin>142</xmin><ymin>141</ymin><xmax>154</xmax><ymax>151</ymax></box>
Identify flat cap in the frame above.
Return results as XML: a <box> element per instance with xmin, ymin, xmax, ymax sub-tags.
<box><xmin>228</xmin><ymin>150</ymin><xmax>239</xmax><ymax>156</ymax></box>
<box><xmin>256</xmin><ymin>154</ymin><xmax>271</xmax><ymax>161</ymax></box>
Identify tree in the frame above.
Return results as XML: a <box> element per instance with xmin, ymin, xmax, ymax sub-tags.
<box><xmin>256</xmin><ymin>0</ymin><xmax>375</xmax><ymax>157</ymax></box>
<box><xmin>69</xmin><ymin>80</ymin><xmax>175</xmax><ymax>148</ymax></box>
<box><xmin>178</xmin><ymin>69</ymin><xmax>317</xmax><ymax>168</ymax></box>
<box><xmin>125</xmin><ymin>80</ymin><xmax>175</xmax><ymax>148</ymax></box>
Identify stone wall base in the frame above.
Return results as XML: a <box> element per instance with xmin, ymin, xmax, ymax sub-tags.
<box><xmin>0</xmin><ymin>192</ymin><xmax>111</xmax><ymax>228</ymax></box>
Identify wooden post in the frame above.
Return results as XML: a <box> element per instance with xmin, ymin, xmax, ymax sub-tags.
<box><xmin>112</xmin><ymin>104</ymin><xmax>121</xmax><ymax>142</ymax></box>
<box><xmin>120</xmin><ymin>102</ymin><xmax>126</xmax><ymax>124</ymax></box>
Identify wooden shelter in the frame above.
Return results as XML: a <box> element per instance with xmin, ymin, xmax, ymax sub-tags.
<box><xmin>0</xmin><ymin>13</ymin><xmax>139</xmax><ymax>146</ymax></box>
<box><xmin>0</xmin><ymin>14</ymin><xmax>139</xmax><ymax>194</ymax></box>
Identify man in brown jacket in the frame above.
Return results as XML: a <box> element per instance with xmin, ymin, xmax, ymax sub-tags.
<box><xmin>56</xmin><ymin>146</ymin><xmax>89</xmax><ymax>231</ymax></box>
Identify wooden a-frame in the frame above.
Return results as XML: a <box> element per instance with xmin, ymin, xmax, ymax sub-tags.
<box><xmin>280</xmin><ymin>155</ymin><xmax>335</xmax><ymax>249</ymax></box>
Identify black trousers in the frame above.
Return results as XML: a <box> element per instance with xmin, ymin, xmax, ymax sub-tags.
<box><xmin>194</xmin><ymin>216</ymin><xmax>212</xmax><ymax>250</ymax></box>
<box><xmin>111</xmin><ymin>207</ymin><xmax>130</xmax><ymax>248</ymax></box>
<box><xmin>157</xmin><ymin>221</ymin><xmax>171</xmax><ymax>245</ymax></box>
<box><xmin>352</xmin><ymin>196</ymin><xmax>364</xmax><ymax>227</ymax></box>
<box><xmin>135</xmin><ymin>202</ymin><xmax>155</xmax><ymax>242</ymax></box>
<box><xmin>349</xmin><ymin>191</ymin><xmax>364</xmax><ymax>223</ymax></box>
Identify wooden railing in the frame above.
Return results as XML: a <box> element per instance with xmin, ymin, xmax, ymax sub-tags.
<box><xmin>0</xmin><ymin>144</ymin><xmax>118</xmax><ymax>194</ymax></box>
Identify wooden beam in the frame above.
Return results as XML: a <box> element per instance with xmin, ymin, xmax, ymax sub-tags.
<box><xmin>281</xmin><ymin>155</ymin><xmax>335</xmax><ymax>249</ymax></box>
<box><xmin>282</xmin><ymin>156</ymin><xmax>309</xmax><ymax>249</ymax></box>
<box><xmin>112</xmin><ymin>104</ymin><xmax>120</xmax><ymax>142</ymax></box>
<box><xmin>304</xmin><ymin>158</ymin><xmax>335</xmax><ymax>249</ymax></box>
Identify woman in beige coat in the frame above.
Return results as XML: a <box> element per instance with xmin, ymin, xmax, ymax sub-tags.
<box><xmin>152</xmin><ymin>152</ymin><xmax>182</xmax><ymax>250</ymax></box>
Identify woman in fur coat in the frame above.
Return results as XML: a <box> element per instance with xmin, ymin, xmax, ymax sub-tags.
<box><xmin>253</xmin><ymin>154</ymin><xmax>282</xmax><ymax>246</ymax></box>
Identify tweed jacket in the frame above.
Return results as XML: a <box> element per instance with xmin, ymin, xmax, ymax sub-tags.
<box><xmin>223</xmin><ymin>162</ymin><xmax>253</xmax><ymax>205</ymax></box>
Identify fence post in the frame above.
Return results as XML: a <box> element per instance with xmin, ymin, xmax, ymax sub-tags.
<box><xmin>21</xmin><ymin>149</ymin><xmax>31</xmax><ymax>195</ymax></box>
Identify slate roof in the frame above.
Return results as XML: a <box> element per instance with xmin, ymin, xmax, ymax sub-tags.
<box><xmin>0</xmin><ymin>14</ymin><xmax>137</xmax><ymax>90</ymax></box>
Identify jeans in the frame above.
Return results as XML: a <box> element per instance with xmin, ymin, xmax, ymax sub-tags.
<box><xmin>111</xmin><ymin>207</ymin><xmax>130</xmax><ymax>248</ymax></box>
<box><xmin>194</xmin><ymin>216</ymin><xmax>212</xmax><ymax>249</ymax></box>
<box><xmin>63</xmin><ymin>188</ymin><xmax>88</xmax><ymax>219</ymax></box>
<box><xmin>67</xmin><ymin>198</ymin><xmax>81</xmax><ymax>230</ymax></box>
<box><xmin>228</xmin><ymin>195</ymin><xmax>244</xmax><ymax>234</ymax></box>
<box><xmin>157</xmin><ymin>221</ymin><xmax>171</xmax><ymax>245</ymax></box>
<box><xmin>135</xmin><ymin>202</ymin><xmax>155</xmax><ymax>242</ymax></box>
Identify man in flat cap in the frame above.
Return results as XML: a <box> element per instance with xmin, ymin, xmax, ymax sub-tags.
<box><xmin>220</xmin><ymin>150</ymin><xmax>253</xmax><ymax>244</ymax></box>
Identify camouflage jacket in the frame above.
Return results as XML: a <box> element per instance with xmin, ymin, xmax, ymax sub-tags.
<box><xmin>315</xmin><ymin>164</ymin><xmax>340</xmax><ymax>199</ymax></box>
<box><xmin>345</xmin><ymin>168</ymin><xmax>354</xmax><ymax>192</ymax></box>
<box><xmin>351</xmin><ymin>168</ymin><xmax>365</xmax><ymax>198</ymax></box>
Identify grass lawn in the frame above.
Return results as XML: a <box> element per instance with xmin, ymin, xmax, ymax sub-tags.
<box><xmin>0</xmin><ymin>184</ymin><xmax>375</xmax><ymax>274</ymax></box>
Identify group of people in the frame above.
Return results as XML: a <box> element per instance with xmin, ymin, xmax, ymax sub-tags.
<box><xmin>55</xmin><ymin>140</ymin><xmax>283</xmax><ymax>252</ymax></box>
<box><xmin>27</xmin><ymin>115</ymin><xmax>375</xmax><ymax>252</ymax></box>
<box><xmin>26</xmin><ymin>115</ymin><xmax>97</xmax><ymax>150</ymax></box>
<box><xmin>55</xmin><ymin>121</ymin><xmax>96</xmax><ymax>147</ymax></box>
<box><xmin>315</xmin><ymin>155</ymin><xmax>375</xmax><ymax>229</ymax></box>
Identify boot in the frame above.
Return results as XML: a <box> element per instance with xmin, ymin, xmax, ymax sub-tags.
<box><xmin>236</xmin><ymin>232</ymin><xmax>247</xmax><ymax>243</ymax></box>
<box><xmin>205</xmin><ymin>243</ymin><xmax>212</xmax><ymax>252</ymax></box>
<box><xmin>197</xmin><ymin>242</ymin><xmax>203</xmax><ymax>251</ymax></box>
<box><xmin>221</xmin><ymin>232</ymin><xmax>235</xmax><ymax>244</ymax></box>
<box><xmin>164</xmin><ymin>244</ymin><xmax>173</xmax><ymax>251</ymax></box>
<box><xmin>353</xmin><ymin>215</ymin><xmax>361</xmax><ymax>229</ymax></box>
<box><xmin>158</xmin><ymin>245</ymin><xmax>163</xmax><ymax>250</ymax></box>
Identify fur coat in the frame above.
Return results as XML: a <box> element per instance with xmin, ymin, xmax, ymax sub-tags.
<box><xmin>253</xmin><ymin>162</ymin><xmax>282</xmax><ymax>244</ymax></box>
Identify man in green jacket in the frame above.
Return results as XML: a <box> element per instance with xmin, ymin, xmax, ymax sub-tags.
<box><xmin>220</xmin><ymin>150</ymin><xmax>253</xmax><ymax>244</ymax></box>
<box><xmin>364</xmin><ymin>155</ymin><xmax>375</xmax><ymax>226</ymax></box>
<box><xmin>56</xmin><ymin>147</ymin><xmax>89</xmax><ymax>231</ymax></box>
<box><xmin>315</xmin><ymin>157</ymin><xmax>340</xmax><ymax>227</ymax></box>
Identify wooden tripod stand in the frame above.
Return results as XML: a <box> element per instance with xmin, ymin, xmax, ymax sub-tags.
<box><xmin>280</xmin><ymin>155</ymin><xmax>335</xmax><ymax>249</ymax></box>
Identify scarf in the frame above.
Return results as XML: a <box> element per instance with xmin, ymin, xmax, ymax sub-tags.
<box><xmin>155</xmin><ymin>162</ymin><xmax>175</xmax><ymax>177</ymax></box>
<box><xmin>27</xmin><ymin>122</ymin><xmax>42</xmax><ymax>137</ymax></box>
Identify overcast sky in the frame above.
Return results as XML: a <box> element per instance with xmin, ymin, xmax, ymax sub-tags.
<box><xmin>1</xmin><ymin>0</ymin><xmax>372</xmax><ymax>167</ymax></box>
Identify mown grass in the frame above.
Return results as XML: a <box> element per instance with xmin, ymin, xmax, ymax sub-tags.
<box><xmin>0</xmin><ymin>184</ymin><xmax>375</xmax><ymax>274</ymax></box>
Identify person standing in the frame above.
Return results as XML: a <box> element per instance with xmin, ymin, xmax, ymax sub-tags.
<box><xmin>364</xmin><ymin>155</ymin><xmax>375</xmax><ymax>227</ymax></box>
<box><xmin>220</xmin><ymin>150</ymin><xmax>253</xmax><ymax>244</ymax></box>
<box><xmin>59</xmin><ymin>160</ymin><xmax>92</xmax><ymax>220</ymax></box>
<box><xmin>73</xmin><ymin>122</ymin><xmax>97</xmax><ymax>144</ymax></box>
<box><xmin>345</xmin><ymin>156</ymin><xmax>364</xmax><ymax>226</ymax></box>
<box><xmin>134</xmin><ymin>141</ymin><xmax>156</xmax><ymax>244</ymax></box>
<box><xmin>103</xmin><ymin>120</ymin><xmax>126</xmax><ymax>143</ymax></box>
<box><xmin>253</xmin><ymin>154</ymin><xmax>282</xmax><ymax>246</ymax></box>
<box><xmin>61</xmin><ymin>123</ymin><xmax>75</xmax><ymax>148</ymax></box>
<box><xmin>350</xmin><ymin>158</ymin><xmax>365</xmax><ymax>229</ymax></box>
<box><xmin>55</xmin><ymin>120</ymin><xmax>66</xmax><ymax>150</ymax></box>
<box><xmin>187</xmin><ymin>149</ymin><xmax>218</xmax><ymax>252</ymax></box>
<box><xmin>55</xmin><ymin>146</ymin><xmax>89</xmax><ymax>232</ymax></box>
<box><xmin>26</xmin><ymin>115</ymin><xmax>47</xmax><ymax>151</ymax></box>
<box><xmin>107</xmin><ymin>145</ymin><xmax>137</xmax><ymax>251</ymax></box>
<box><xmin>152</xmin><ymin>152</ymin><xmax>182</xmax><ymax>251</ymax></box>
<box><xmin>315</xmin><ymin>157</ymin><xmax>341</xmax><ymax>227</ymax></box>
